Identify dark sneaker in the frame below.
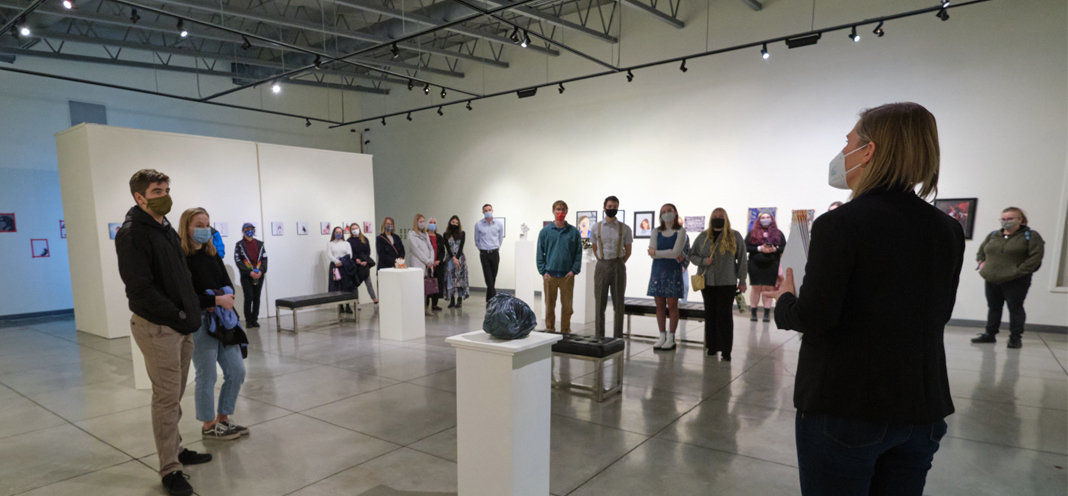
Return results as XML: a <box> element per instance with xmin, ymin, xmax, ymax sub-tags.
<box><xmin>1008</xmin><ymin>336</ymin><xmax>1023</xmax><ymax>349</ymax></box>
<box><xmin>971</xmin><ymin>333</ymin><xmax>997</xmax><ymax>344</ymax></box>
<box><xmin>162</xmin><ymin>471</ymin><xmax>193</xmax><ymax>496</ymax></box>
<box><xmin>221</xmin><ymin>419</ymin><xmax>250</xmax><ymax>436</ymax></box>
<box><xmin>705</xmin><ymin>348</ymin><xmax>716</xmax><ymax>356</ymax></box>
<box><xmin>202</xmin><ymin>422</ymin><xmax>241</xmax><ymax>440</ymax></box>
<box><xmin>721</xmin><ymin>352</ymin><xmax>731</xmax><ymax>362</ymax></box>
<box><xmin>178</xmin><ymin>448</ymin><xmax>213</xmax><ymax>465</ymax></box>
<box><xmin>247</xmin><ymin>321</ymin><xmax>260</xmax><ymax>328</ymax></box>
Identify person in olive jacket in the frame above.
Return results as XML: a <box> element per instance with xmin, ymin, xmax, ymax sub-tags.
<box><xmin>234</xmin><ymin>223</ymin><xmax>267</xmax><ymax>328</ymax></box>
<box><xmin>971</xmin><ymin>206</ymin><xmax>1045</xmax><ymax>348</ymax></box>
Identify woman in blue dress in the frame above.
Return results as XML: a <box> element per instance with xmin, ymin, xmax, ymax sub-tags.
<box><xmin>647</xmin><ymin>203</ymin><xmax>687</xmax><ymax>350</ymax></box>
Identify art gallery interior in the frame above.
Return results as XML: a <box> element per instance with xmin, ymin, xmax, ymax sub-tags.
<box><xmin>0</xmin><ymin>0</ymin><xmax>1066</xmax><ymax>494</ymax></box>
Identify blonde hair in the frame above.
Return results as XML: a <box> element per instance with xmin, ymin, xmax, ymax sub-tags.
<box><xmin>179</xmin><ymin>207</ymin><xmax>216</xmax><ymax>257</ymax></box>
<box><xmin>349</xmin><ymin>223</ymin><xmax>367</xmax><ymax>243</ymax></box>
<box><xmin>705</xmin><ymin>208</ymin><xmax>736</xmax><ymax>255</ymax></box>
<box><xmin>380</xmin><ymin>217</ymin><xmax>395</xmax><ymax>235</ymax></box>
<box><xmin>412</xmin><ymin>214</ymin><xmax>426</xmax><ymax>232</ymax></box>
<box><xmin>851</xmin><ymin>102</ymin><xmax>940</xmax><ymax>200</ymax></box>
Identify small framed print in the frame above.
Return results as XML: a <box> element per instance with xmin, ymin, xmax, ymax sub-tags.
<box><xmin>60</xmin><ymin>220</ymin><xmax>66</xmax><ymax>239</ymax></box>
<box><xmin>108</xmin><ymin>222</ymin><xmax>122</xmax><ymax>240</ymax></box>
<box><xmin>684</xmin><ymin>216</ymin><xmax>706</xmax><ymax>232</ymax></box>
<box><xmin>934</xmin><ymin>198</ymin><xmax>978</xmax><ymax>239</ymax></box>
<box><xmin>543</xmin><ymin>221</ymin><xmax>552</xmax><ymax>227</ymax></box>
<box><xmin>297</xmin><ymin>221</ymin><xmax>309</xmax><ymax>235</ymax></box>
<box><xmin>498</xmin><ymin>217</ymin><xmax>506</xmax><ymax>238</ymax></box>
<box><xmin>0</xmin><ymin>213</ymin><xmax>15</xmax><ymax>232</ymax></box>
<box><xmin>602</xmin><ymin>210</ymin><xmax>626</xmax><ymax>226</ymax></box>
<box><xmin>634</xmin><ymin>211</ymin><xmax>655</xmax><ymax>239</ymax></box>
<box><xmin>31</xmin><ymin>239</ymin><xmax>49</xmax><ymax>258</ymax></box>
<box><xmin>575</xmin><ymin>211</ymin><xmax>597</xmax><ymax>239</ymax></box>
<box><xmin>363</xmin><ymin>221</ymin><xmax>373</xmax><ymax>234</ymax></box>
<box><xmin>214</xmin><ymin>222</ymin><xmax>229</xmax><ymax>237</ymax></box>
<box><xmin>320</xmin><ymin>222</ymin><xmax>331</xmax><ymax>235</ymax></box>
<box><xmin>271</xmin><ymin>222</ymin><xmax>284</xmax><ymax>236</ymax></box>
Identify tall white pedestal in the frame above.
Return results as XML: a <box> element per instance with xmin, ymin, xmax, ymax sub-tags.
<box><xmin>514</xmin><ymin>239</ymin><xmax>537</xmax><ymax>308</ymax></box>
<box><xmin>446</xmin><ymin>331</ymin><xmax>563</xmax><ymax>496</ymax></box>
<box><xmin>546</xmin><ymin>256</ymin><xmax>597</xmax><ymax>326</ymax></box>
<box><xmin>379</xmin><ymin>268</ymin><xmax>426</xmax><ymax>341</ymax></box>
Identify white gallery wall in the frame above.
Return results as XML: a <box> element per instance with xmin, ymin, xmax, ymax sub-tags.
<box><xmin>56</xmin><ymin>125</ymin><xmax>374</xmax><ymax>338</ymax></box>
<box><xmin>364</xmin><ymin>0</ymin><xmax>1068</xmax><ymax>327</ymax></box>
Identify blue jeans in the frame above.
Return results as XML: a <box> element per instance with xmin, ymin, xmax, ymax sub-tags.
<box><xmin>795</xmin><ymin>411</ymin><xmax>947</xmax><ymax>496</ymax></box>
<box><xmin>191</xmin><ymin>316</ymin><xmax>246</xmax><ymax>423</ymax></box>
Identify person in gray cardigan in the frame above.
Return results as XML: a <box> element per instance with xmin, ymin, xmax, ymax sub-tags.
<box><xmin>688</xmin><ymin>208</ymin><xmax>747</xmax><ymax>360</ymax></box>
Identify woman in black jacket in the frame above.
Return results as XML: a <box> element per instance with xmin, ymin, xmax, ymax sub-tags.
<box><xmin>765</xmin><ymin>103</ymin><xmax>964</xmax><ymax>496</ymax></box>
<box><xmin>746</xmin><ymin>212</ymin><xmax>785</xmax><ymax>322</ymax></box>
<box><xmin>347</xmin><ymin>223</ymin><xmax>378</xmax><ymax>305</ymax></box>
<box><xmin>376</xmin><ymin>217</ymin><xmax>406</xmax><ymax>270</ymax></box>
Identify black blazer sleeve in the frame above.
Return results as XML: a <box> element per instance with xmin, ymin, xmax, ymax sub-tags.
<box><xmin>774</xmin><ymin>213</ymin><xmax>857</xmax><ymax>335</ymax></box>
<box><xmin>435</xmin><ymin>235</ymin><xmax>448</xmax><ymax>262</ymax></box>
<box><xmin>117</xmin><ymin>230</ymin><xmax>182</xmax><ymax>321</ymax></box>
<box><xmin>458</xmin><ymin>231</ymin><xmax>466</xmax><ymax>258</ymax></box>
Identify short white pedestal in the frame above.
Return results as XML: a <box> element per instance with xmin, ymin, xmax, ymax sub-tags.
<box><xmin>379</xmin><ymin>268</ymin><xmax>426</xmax><ymax>341</ymax></box>
<box><xmin>514</xmin><ymin>240</ymin><xmax>537</xmax><ymax>308</ymax></box>
<box><xmin>550</xmin><ymin>256</ymin><xmax>597</xmax><ymax>326</ymax></box>
<box><xmin>446</xmin><ymin>330</ymin><xmax>563</xmax><ymax>496</ymax></box>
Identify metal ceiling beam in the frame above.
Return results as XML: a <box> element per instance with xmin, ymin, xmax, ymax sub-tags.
<box><xmin>739</xmin><ymin>0</ymin><xmax>762</xmax><ymax>11</ymax></box>
<box><xmin>146</xmin><ymin>0</ymin><xmax>509</xmax><ymax>67</ymax></box>
<box><xmin>332</xmin><ymin>0</ymin><xmax>558</xmax><ymax>56</ymax></box>
<box><xmin>619</xmin><ymin>0</ymin><xmax>683</xmax><ymax>28</ymax></box>
<box><xmin>482</xmin><ymin>0</ymin><xmax>618</xmax><ymax>43</ymax></box>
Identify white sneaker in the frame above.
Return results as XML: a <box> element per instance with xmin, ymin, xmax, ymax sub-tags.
<box><xmin>663</xmin><ymin>333</ymin><xmax>676</xmax><ymax>350</ymax></box>
<box><xmin>653</xmin><ymin>332</ymin><xmax>667</xmax><ymax>349</ymax></box>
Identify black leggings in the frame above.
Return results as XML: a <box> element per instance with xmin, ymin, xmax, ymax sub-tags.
<box><xmin>240</xmin><ymin>276</ymin><xmax>263</xmax><ymax>323</ymax></box>
<box><xmin>985</xmin><ymin>274</ymin><xmax>1032</xmax><ymax>336</ymax></box>
<box><xmin>701</xmin><ymin>285</ymin><xmax>736</xmax><ymax>354</ymax></box>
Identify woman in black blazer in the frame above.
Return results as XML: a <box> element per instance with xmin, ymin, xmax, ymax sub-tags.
<box><xmin>347</xmin><ymin>223</ymin><xmax>377</xmax><ymax>304</ymax></box>
<box><xmin>765</xmin><ymin>103</ymin><xmax>965</xmax><ymax>496</ymax></box>
<box><xmin>376</xmin><ymin>217</ymin><xmax>406</xmax><ymax>270</ymax></box>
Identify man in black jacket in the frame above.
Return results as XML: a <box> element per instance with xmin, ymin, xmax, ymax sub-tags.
<box><xmin>115</xmin><ymin>169</ymin><xmax>211</xmax><ymax>496</ymax></box>
<box><xmin>234</xmin><ymin>223</ymin><xmax>267</xmax><ymax>327</ymax></box>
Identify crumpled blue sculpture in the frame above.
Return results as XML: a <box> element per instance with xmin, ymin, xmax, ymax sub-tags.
<box><xmin>483</xmin><ymin>293</ymin><xmax>538</xmax><ymax>340</ymax></box>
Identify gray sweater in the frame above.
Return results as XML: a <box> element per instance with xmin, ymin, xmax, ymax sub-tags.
<box><xmin>687</xmin><ymin>230</ymin><xmax>748</xmax><ymax>287</ymax></box>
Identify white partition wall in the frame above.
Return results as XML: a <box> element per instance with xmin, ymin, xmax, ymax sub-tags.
<box><xmin>56</xmin><ymin>124</ymin><xmax>374</xmax><ymax>338</ymax></box>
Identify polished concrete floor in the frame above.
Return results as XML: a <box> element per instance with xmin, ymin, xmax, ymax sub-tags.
<box><xmin>1</xmin><ymin>299</ymin><xmax>1066</xmax><ymax>496</ymax></box>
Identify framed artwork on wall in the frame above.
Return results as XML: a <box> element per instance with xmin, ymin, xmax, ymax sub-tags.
<box><xmin>297</xmin><ymin>222</ymin><xmax>309</xmax><ymax>235</ymax></box>
<box><xmin>364</xmin><ymin>221</ymin><xmax>373</xmax><ymax>234</ymax></box>
<box><xmin>543</xmin><ymin>221</ymin><xmax>552</xmax><ymax>228</ymax></box>
<box><xmin>0</xmin><ymin>213</ymin><xmax>15</xmax><ymax>232</ymax></box>
<box><xmin>634</xmin><ymin>211</ymin><xmax>655</xmax><ymax>239</ymax></box>
<box><xmin>320</xmin><ymin>222</ymin><xmax>331</xmax><ymax>235</ymax></box>
<box><xmin>271</xmin><ymin>222</ymin><xmax>284</xmax><ymax>236</ymax></box>
<box><xmin>575</xmin><ymin>211</ymin><xmax>597</xmax><ymax>239</ymax></box>
<box><xmin>31</xmin><ymin>239</ymin><xmax>49</xmax><ymax>258</ymax></box>
<box><xmin>60</xmin><ymin>220</ymin><xmax>66</xmax><ymax>239</ymax></box>
<box><xmin>602</xmin><ymin>210</ymin><xmax>626</xmax><ymax>225</ymax></box>
<box><xmin>498</xmin><ymin>217</ymin><xmax>506</xmax><ymax>238</ymax></box>
<box><xmin>747</xmin><ymin>207</ymin><xmax>778</xmax><ymax>233</ymax></box>
<box><xmin>934</xmin><ymin>197</ymin><xmax>978</xmax><ymax>239</ymax></box>
<box><xmin>684</xmin><ymin>216</ymin><xmax>706</xmax><ymax>232</ymax></box>
<box><xmin>214</xmin><ymin>222</ymin><xmax>228</xmax><ymax>237</ymax></box>
<box><xmin>108</xmin><ymin>222</ymin><xmax>122</xmax><ymax>240</ymax></box>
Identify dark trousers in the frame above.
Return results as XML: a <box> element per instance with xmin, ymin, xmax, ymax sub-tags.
<box><xmin>240</xmin><ymin>275</ymin><xmax>263</xmax><ymax>323</ymax></box>
<box><xmin>796</xmin><ymin>411</ymin><xmax>946</xmax><ymax>496</ymax></box>
<box><xmin>700</xmin><ymin>285</ymin><xmax>736</xmax><ymax>354</ymax></box>
<box><xmin>429</xmin><ymin>265</ymin><xmax>447</xmax><ymax>306</ymax></box>
<box><xmin>985</xmin><ymin>274</ymin><xmax>1032</xmax><ymax>337</ymax></box>
<box><xmin>480</xmin><ymin>249</ymin><xmax>500</xmax><ymax>300</ymax></box>
<box><xmin>594</xmin><ymin>258</ymin><xmax>627</xmax><ymax>338</ymax></box>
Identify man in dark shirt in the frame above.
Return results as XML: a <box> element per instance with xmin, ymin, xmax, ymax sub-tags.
<box><xmin>115</xmin><ymin>169</ymin><xmax>212</xmax><ymax>496</ymax></box>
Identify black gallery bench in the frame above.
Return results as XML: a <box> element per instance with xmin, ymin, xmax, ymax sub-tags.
<box><xmin>274</xmin><ymin>291</ymin><xmax>359</xmax><ymax>333</ymax></box>
<box><xmin>545</xmin><ymin>332</ymin><xmax>625</xmax><ymax>402</ymax></box>
<box><xmin>623</xmin><ymin>297</ymin><xmax>707</xmax><ymax>345</ymax></box>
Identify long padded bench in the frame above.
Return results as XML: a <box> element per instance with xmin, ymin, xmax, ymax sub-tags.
<box><xmin>623</xmin><ymin>297</ymin><xmax>706</xmax><ymax>345</ymax></box>
<box><xmin>275</xmin><ymin>291</ymin><xmax>359</xmax><ymax>333</ymax></box>
<box><xmin>545</xmin><ymin>332</ymin><xmax>625</xmax><ymax>402</ymax></box>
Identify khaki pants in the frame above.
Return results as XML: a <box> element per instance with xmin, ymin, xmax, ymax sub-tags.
<box><xmin>130</xmin><ymin>314</ymin><xmax>194</xmax><ymax>477</ymax></box>
<box><xmin>594</xmin><ymin>258</ymin><xmax>627</xmax><ymax>339</ymax></box>
<box><xmin>543</xmin><ymin>274</ymin><xmax>575</xmax><ymax>332</ymax></box>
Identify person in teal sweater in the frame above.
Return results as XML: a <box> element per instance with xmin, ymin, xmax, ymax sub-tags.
<box><xmin>537</xmin><ymin>200</ymin><xmax>583</xmax><ymax>332</ymax></box>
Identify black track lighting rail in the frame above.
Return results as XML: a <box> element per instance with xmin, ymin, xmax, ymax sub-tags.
<box><xmin>330</xmin><ymin>0</ymin><xmax>993</xmax><ymax>128</ymax></box>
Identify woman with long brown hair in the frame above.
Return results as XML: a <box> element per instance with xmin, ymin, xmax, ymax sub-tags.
<box><xmin>646</xmin><ymin>203</ymin><xmax>687</xmax><ymax>351</ymax></box>
<box><xmin>347</xmin><ymin>223</ymin><xmax>377</xmax><ymax>305</ymax></box>
<box><xmin>443</xmin><ymin>215</ymin><xmax>470</xmax><ymax>308</ymax></box>
<box><xmin>746</xmin><ymin>212</ymin><xmax>785</xmax><ymax>322</ymax></box>
<box><xmin>764</xmin><ymin>102</ymin><xmax>964</xmax><ymax>495</ymax></box>
<box><xmin>687</xmin><ymin>208</ymin><xmax>747</xmax><ymax>360</ymax></box>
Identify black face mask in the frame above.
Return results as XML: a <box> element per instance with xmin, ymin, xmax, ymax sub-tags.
<box><xmin>711</xmin><ymin>218</ymin><xmax>725</xmax><ymax>229</ymax></box>
<box><xmin>604</xmin><ymin>209</ymin><xmax>618</xmax><ymax>218</ymax></box>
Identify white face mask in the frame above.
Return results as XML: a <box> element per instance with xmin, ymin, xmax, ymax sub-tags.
<box><xmin>661</xmin><ymin>212</ymin><xmax>676</xmax><ymax>224</ymax></box>
<box><xmin>828</xmin><ymin>144</ymin><xmax>868</xmax><ymax>190</ymax></box>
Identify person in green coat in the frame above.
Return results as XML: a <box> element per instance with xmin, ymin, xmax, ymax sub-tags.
<box><xmin>971</xmin><ymin>206</ymin><xmax>1045</xmax><ymax>348</ymax></box>
<box><xmin>537</xmin><ymin>200</ymin><xmax>582</xmax><ymax>333</ymax></box>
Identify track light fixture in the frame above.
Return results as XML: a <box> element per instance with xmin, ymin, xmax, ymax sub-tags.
<box><xmin>62</xmin><ymin>0</ymin><xmax>73</xmax><ymax>9</ymax></box>
<box><xmin>364</xmin><ymin>140</ymin><xmax>370</xmax><ymax>145</ymax></box>
<box><xmin>761</xmin><ymin>43</ymin><xmax>769</xmax><ymax>60</ymax></box>
<box><xmin>440</xmin><ymin>87</ymin><xmax>447</xmax><ymax>98</ymax></box>
<box><xmin>390</xmin><ymin>43</ymin><xmax>399</xmax><ymax>59</ymax></box>
<box><xmin>271</xmin><ymin>82</ymin><xmax>281</xmax><ymax>94</ymax></box>
<box><xmin>381</xmin><ymin>117</ymin><xmax>386</xmax><ymax>126</ymax></box>
<box><xmin>626</xmin><ymin>70</ymin><xmax>633</xmax><ymax>82</ymax></box>
<box><xmin>936</xmin><ymin>1</ymin><xmax>950</xmax><ymax>21</ymax></box>
<box><xmin>177</xmin><ymin>19</ymin><xmax>187</xmax><ymax>38</ymax></box>
<box><xmin>521</xmin><ymin>31</ymin><xmax>530</xmax><ymax>48</ymax></box>
<box><xmin>314</xmin><ymin>54</ymin><xmax>322</xmax><ymax>69</ymax></box>
<box><xmin>15</xmin><ymin>20</ymin><xmax>30</xmax><ymax>37</ymax></box>
<box><xmin>509</xmin><ymin>26</ymin><xmax>520</xmax><ymax>43</ymax></box>
<box><xmin>437</xmin><ymin>106</ymin><xmax>443</xmax><ymax>116</ymax></box>
<box><xmin>407</xmin><ymin>79</ymin><xmax>414</xmax><ymax>91</ymax></box>
<box><xmin>240</xmin><ymin>36</ymin><xmax>251</xmax><ymax>50</ymax></box>
<box><xmin>423</xmin><ymin>83</ymin><xmax>430</xmax><ymax>95</ymax></box>
<box><xmin>680</xmin><ymin>59</ymin><xmax>688</xmax><ymax>72</ymax></box>
<box><xmin>873</xmin><ymin>21</ymin><xmax>884</xmax><ymax>37</ymax></box>
<box><xmin>305</xmin><ymin>118</ymin><xmax>311</xmax><ymax>127</ymax></box>
<box><xmin>130</xmin><ymin>8</ymin><xmax>141</xmax><ymax>23</ymax></box>
<box><xmin>406</xmin><ymin>112</ymin><xmax>412</xmax><ymax>121</ymax></box>
<box><xmin>849</xmin><ymin>26</ymin><xmax>860</xmax><ymax>42</ymax></box>
<box><xmin>466</xmin><ymin>101</ymin><xmax>472</xmax><ymax>111</ymax></box>
<box><xmin>558</xmin><ymin>83</ymin><xmax>565</xmax><ymax>94</ymax></box>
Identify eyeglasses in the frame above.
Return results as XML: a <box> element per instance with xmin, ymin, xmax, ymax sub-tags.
<box><xmin>999</xmin><ymin>217</ymin><xmax>1019</xmax><ymax>222</ymax></box>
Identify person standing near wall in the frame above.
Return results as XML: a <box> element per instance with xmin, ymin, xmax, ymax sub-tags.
<box><xmin>407</xmin><ymin>214</ymin><xmax>437</xmax><ymax>316</ymax></box>
<box><xmin>376</xmin><ymin>217</ymin><xmax>406</xmax><ymax>271</ymax></box>
<box><xmin>590</xmin><ymin>196</ymin><xmax>632</xmax><ymax>339</ymax></box>
<box><xmin>443</xmin><ymin>215</ymin><xmax>470</xmax><ymax>308</ymax></box>
<box><xmin>764</xmin><ymin>102</ymin><xmax>964</xmax><ymax>495</ymax></box>
<box><xmin>427</xmin><ymin>217</ymin><xmax>448</xmax><ymax>311</ymax></box>
<box><xmin>474</xmin><ymin>204</ymin><xmax>504</xmax><ymax>302</ymax></box>
<box><xmin>234</xmin><ymin>223</ymin><xmax>266</xmax><ymax>328</ymax></box>
<box><xmin>688</xmin><ymin>208</ymin><xmax>747</xmax><ymax>360</ymax></box>
<box><xmin>537</xmin><ymin>200</ymin><xmax>582</xmax><ymax>333</ymax></box>
<box><xmin>746</xmin><ymin>212</ymin><xmax>786</xmax><ymax>322</ymax></box>
<box><xmin>327</xmin><ymin>226</ymin><xmax>356</xmax><ymax>313</ymax></box>
<box><xmin>647</xmin><ymin>203</ymin><xmax>687</xmax><ymax>351</ymax></box>
<box><xmin>347</xmin><ymin>222</ymin><xmax>378</xmax><ymax>306</ymax></box>
<box><xmin>179</xmin><ymin>207</ymin><xmax>249</xmax><ymax>442</ymax></box>
<box><xmin>115</xmin><ymin>169</ymin><xmax>212</xmax><ymax>496</ymax></box>
<box><xmin>971</xmin><ymin>206</ymin><xmax>1045</xmax><ymax>348</ymax></box>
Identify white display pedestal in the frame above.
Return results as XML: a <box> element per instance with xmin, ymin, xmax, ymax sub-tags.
<box><xmin>446</xmin><ymin>330</ymin><xmax>563</xmax><ymax>496</ymax></box>
<box><xmin>514</xmin><ymin>239</ymin><xmax>537</xmax><ymax>308</ymax></box>
<box><xmin>547</xmin><ymin>256</ymin><xmax>597</xmax><ymax>326</ymax></box>
<box><xmin>379</xmin><ymin>268</ymin><xmax>426</xmax><ymax>341</ymax></box>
